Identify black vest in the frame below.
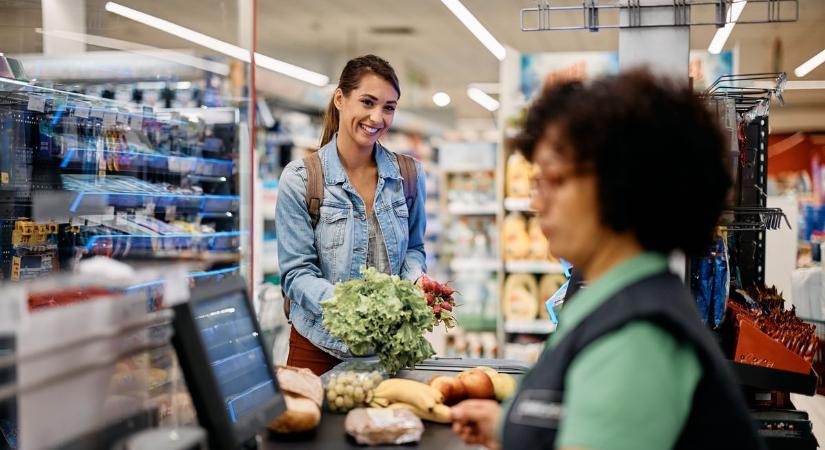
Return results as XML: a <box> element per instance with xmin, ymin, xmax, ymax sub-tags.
<box><xmin>501</xmin><ymin>272</ymin><xmax>766</xmax><ymax>450</ymax></box>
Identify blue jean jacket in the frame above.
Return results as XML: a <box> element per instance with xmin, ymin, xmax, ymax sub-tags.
<box><xmin>276</xmin><ymin>135</ymin><xmax>427</xmax><ymax>358</ymax></box>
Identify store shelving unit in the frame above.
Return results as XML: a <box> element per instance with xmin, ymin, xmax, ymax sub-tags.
<box><xmin>504</xmin><ymin>197</ymin><xmax>534</xmax><ymax>213</ymax></box>
<box><xmin>505</xmin><ymin>260</ymin><xmax>564</xmax><ymax>274</ymax></box>
<box><xmin>0</xmin><ymin>78</ymin><xmax>242</xmax><ymax>284</ymax></box>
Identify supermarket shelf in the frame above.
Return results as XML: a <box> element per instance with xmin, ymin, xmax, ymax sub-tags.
<box><xmin>441</xmin><ymin>166</ymin><xmax>496</xmax><ymax>174</ymax></box>
<box><xmin>504</xmin><ymin>197</ymin><xmax>534</xmax><ymax>212</ymax></box>
<box><xmin>447</xmin><ymin>203</ymin><xmax>498</xmax><ymax>216</ymax></box>
<box><xmin>60</xmin><ymin>147</ymin><xmax>234</xmax><ymax>177</ymax></box>
<box><xmin>731</xmin><ymin>361</ymin><xmax>818</xmax><ymax>396</ymax></box>
<box><xmin>506</xmin><ymin>260</ymin><xmax>565</xmax><ymax>274</ymax></box>
<box><xmin>504</xmin><ymin>319</ymin><xmax>556</xmax><ymax>335</ymax></box>
<box><xmin>84</xmin><ymin>231</ymin><xmax>243</xmax><ymax>252</ymax></box>
<box><xmin>68</xmin><ymin>191</ymin><xmax>240</xmax><ymax>213</ymax></box>
<box><xmin>450</xmin><ymin>258</ymin><xmax>500</xmax><ymax>272</ymax></box>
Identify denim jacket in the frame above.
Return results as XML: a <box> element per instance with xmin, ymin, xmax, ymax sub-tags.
<box><xmin>276</xmin><ymin>134</ymin><xmax>427</xmax><ymax>358</ymax></box>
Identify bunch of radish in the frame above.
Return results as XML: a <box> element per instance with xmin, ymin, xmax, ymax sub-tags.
<box><xmin>420</xmin><ymin>274</ymin><xmax>458</xmax><ymax>330</ymax></box>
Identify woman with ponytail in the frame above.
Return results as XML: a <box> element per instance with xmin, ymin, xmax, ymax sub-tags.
<box><xmin>275</xmin><ymin>55</ymin><xmax>427</xmax><ymax>375</ymax></box>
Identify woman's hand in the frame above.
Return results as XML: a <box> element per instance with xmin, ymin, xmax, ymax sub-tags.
<box><xmin>451</xmin><ymin>399</ymin><xmax>502</xmax><ymax>450</ymax></box>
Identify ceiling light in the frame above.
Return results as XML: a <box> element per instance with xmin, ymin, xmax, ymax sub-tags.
<box><xmin>440</xmin><ymin>0</ymin><xmax>506</xmax><ymax>61</ymax></box>
<box><xmin>795</xmin><ymin>49</ymin><xmax>825</xmax><ymax>78</ymax></box>
<box><xmin>104</xmin><ymin>2</ymin><xmax>329</xmax><ymax>86</ymax></box>
<box><xmin>467</xmin><ymin>87</ymin><xmax>499</xmax><ymax>112</ymax></box>
<box><xmin>753</xmin><ymin>80</ymin><xmax>825</xmax><ymax>90</ymax></box>
<box><xmin>708</xmin><ymin>0</ymin><xmax>747</xmax><ymax>54</ymax></box>
<box><xmin>432</xmin><ymin>91</ymin><xmax>451</xmax><ymax>107</ymax></box>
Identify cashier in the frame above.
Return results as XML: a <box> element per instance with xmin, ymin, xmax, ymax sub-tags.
<box><xmin>451</xmin><ymin>70</ymin><xmax>766</xmax><ymax>450</ymax></box>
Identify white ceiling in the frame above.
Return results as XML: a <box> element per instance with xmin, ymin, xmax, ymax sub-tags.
<box><xmin>2</xmin><ymin>0</ymin><xmax>825</xmax><ymax>123</ymax></box>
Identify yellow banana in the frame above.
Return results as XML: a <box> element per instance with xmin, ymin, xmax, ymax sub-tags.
<box><xmin>373</xmin><ymin>378</ymin><xmax>444</xmax><ymax>412</ymax></box>
<box><xmin>388</xmin><ymin>402</ymin><xmax>452</xmax><ymax>424</ymax></box>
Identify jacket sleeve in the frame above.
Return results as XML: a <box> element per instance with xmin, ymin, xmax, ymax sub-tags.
<box><xmin>276</xmin><ymin>163</ymin><xmax>335</xmax><ymax>317</ymax></box>
<box><xmin>400</xmin><ymin>161</ymin><xmax>427</xmax><ymax>283</ymax></box>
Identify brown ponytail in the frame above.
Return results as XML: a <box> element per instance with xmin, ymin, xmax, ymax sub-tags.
<box><xmin>319</xmin><ymin>55</ymin><xmax>400</xmax><ymax>148</ymax></box>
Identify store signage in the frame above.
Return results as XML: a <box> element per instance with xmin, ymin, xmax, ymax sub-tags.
<box><xmin>520</xmin><ymin>50</ymin><xmax>734</xmax><ymax>101</ymax></box>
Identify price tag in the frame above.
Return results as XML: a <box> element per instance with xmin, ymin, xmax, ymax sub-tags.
<box><xmin>74</xmin><ymin>103</ymin><xmax>91</xmax><ymax>119</ymax></box>
<box><xmin>71</xmin><ymin>216</ymin><xmax>85</xmax><ymax>226</ymax></box>
<box><xmin>1</xmin><ymin>172</ymin><xmax>8</xmax><ymax>184</ymax></box>
<box><xmin>103</xmin><ymin>110</ymin><xmax>117</xmax><ymax>127</ymax></box>
<box><xmin>129</xmin><ymin>113</ymin><xmax>143</xmax><ymax>130</ymax></box>
<box><xmin>27</xmin><ymin>95</ymin><xmax>46</xmax><ymax>113</ymax></box>
<box><xmin>142</xmin><ymin>106</ymin><xmax>154</xmax><ymax>122</ymax></box>
<box><xmin>0</xmin><ymin>285</ymin><xmax>29</xmax><ymax>332</ymax></box>
<box><xmin>90</xmin><ymin>107</ymin><xmax>105</xmax><ymax>119</ymax></box>
<box><xmin>165</xmin><ymin>205</ymin><xmax>177</xmax><ymax>221</ymax></box>
<box><xmin>116</xmin><ymin>110</ymin><xmax>128</xmax><ymax>125</ymax></box>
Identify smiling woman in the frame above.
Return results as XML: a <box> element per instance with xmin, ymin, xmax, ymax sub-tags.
<box><xmin>276</xmin><ymin>55</ymin><xmax>428</xmax><ymax>376</ymax></box>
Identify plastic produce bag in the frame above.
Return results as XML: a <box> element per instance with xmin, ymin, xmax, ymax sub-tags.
<box><xmin>711</xmin><ymin>236</ymin><xmax>730</xmax><ymax>329</ymax></box>
<box><xmin>321</xmin><ymin>361</ymin><xmax>388</xmax><ymax>414</ymax></box>
<box><xmin>345</xmin><ymin>408</ymin><xmax>424</xmax><ymax>446</ymax></box>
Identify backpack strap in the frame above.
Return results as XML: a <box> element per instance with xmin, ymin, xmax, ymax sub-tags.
<box><xmin>396</xmin><ymin>154</ymin><xmax>418</xmax><ymax>213</ymax></box>
<box><xmin>303</xmin><ymin>152</ymin><xmax>324</xmax><ymax>228</ymax></box>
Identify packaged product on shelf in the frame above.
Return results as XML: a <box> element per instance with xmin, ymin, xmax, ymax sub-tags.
<box><xmin>506</xmin><ymin>151</ymin><xmax>533</xmax><ymax>198</ymax></box>
<box><xmin>502</xmin><ymin>213</ymin><xmax>530</xmax><ymax>261</ymax></box>
<box><xmin>538</xmin><ymin>274</ymin><xmax>568</xmax><ymax>319</ymax></box>
<box><xmin>527</xmin><ymin>216</ymin><xmax>549</xmax><ymax>261</ymax></box>
<box><xmin>503</xmin><ymin>274</ymin><xmax>539</xmax><ymax>321</ymax></box>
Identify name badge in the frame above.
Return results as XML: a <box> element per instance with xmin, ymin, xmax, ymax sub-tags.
<box><xmin>510</xmin><ymin>389</ymin><xmax>565</xmax><ymax>429</ymax></box>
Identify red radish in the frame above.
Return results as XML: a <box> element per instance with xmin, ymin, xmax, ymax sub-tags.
<box><xmin>433</xmin><ymin>304</ymin><xmax>442</xmax><ymax>314</ymax></box>
<box><xmin>426</xmin><ymin>294</ymin><xmax>435</xmax><ymax>305</ymax></box>
<box><xmin>442</xmin><ymin>302</ymin><xmax>453</xmax><ymax>312</ymax></box>
<box><xmin>442</xmin><ymin>285</ymin><xmax>455</xmax><ymax>296</ymax></box>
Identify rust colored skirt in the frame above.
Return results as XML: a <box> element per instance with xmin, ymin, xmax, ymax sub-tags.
<box><xmin>286</xmin><ymin>326</ymin><xmax>341</xmax><ymax>376</ymax></box>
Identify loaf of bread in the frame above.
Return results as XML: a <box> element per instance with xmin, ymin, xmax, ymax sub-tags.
<box><xmin>345</xmin><ymin>408</ymin><xmax>424</xmax><ymax>445</ymax></box>
<box><xmin>268</xmin><ymin>365</ymin><xmax>324</xmax><ymax>433</ymax></box>
<box><xmin>268</xmin><ymin>393</ymin><xmax>321</xmax><ymax>433</ymax></box>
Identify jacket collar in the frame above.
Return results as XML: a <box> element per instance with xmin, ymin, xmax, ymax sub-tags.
<box><xmin>320</xmin><ymin>134</ymin><xmax>401</xmax><ymax>185</ymax></box>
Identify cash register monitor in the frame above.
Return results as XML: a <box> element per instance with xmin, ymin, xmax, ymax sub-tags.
<box><xmin>172</xmin><ymin>276</ymin><xmax>285</xmax><ymax>449</ymax></box>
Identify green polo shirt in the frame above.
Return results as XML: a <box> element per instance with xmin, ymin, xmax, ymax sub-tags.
<box><xmin>502</xmin><ymin>252</ymin><xmax>703</xmax><ymax>450</ymax></box>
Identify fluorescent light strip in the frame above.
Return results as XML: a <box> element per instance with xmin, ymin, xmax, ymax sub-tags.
<box><xmin>254</xmin><ymin>53</ymin><xmax>329</xmax><ymax>88</ymax></box>
<box><xmin>795</xmin><ymin>49</ymin><xmax>825</xmax><ymax>78</ymax></box>
<box><xmin>440</xmin><ymin>0</ymin><xmax>506</xmax><ymax>61</ymax></box>
<box><xmin>35</xmin><ymin>28</ymin><xmax>230</xmax><ymax>75</ymax></box>
<box><xmin>467</xmin><ymin>87</ymin><xmax>499</xmax><ymax>112</ymax></box>
<box><xmin>708</xmin><ymin>0</ymin><xmax>747</xmax><ymax>54</ymax></box>
<box><xmin>104</xmin><ymin>2</ymin><xmax>329</xmax><ymax>86</ymax></box>
<box><xmin>753</xmin><ymin>80</ymin><xmax>825</xmax><ymax>90</ymax></box>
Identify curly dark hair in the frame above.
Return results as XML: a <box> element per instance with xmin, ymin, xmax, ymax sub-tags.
<box><xmin>516</xmin><ymin>69</ymin><xmax>731</xmax><ymax>256</ymax></box>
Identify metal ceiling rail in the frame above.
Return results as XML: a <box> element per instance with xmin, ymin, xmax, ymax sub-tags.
<box><xmin>521</xmin><ymin>0</ymin><xmax>798</xmax><ymax>32</ymax></box>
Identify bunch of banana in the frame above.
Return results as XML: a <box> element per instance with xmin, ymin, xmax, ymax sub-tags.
<box><xmin>368</xmin><ymin>378</ymin><xmax>452</xmax><ymax>423</ymax></box>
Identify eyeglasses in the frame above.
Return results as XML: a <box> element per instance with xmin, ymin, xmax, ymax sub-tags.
<box><xmin>530</xmin><ymin>165</ymin><xmax>592</xmax><ymax>196</ymax></box>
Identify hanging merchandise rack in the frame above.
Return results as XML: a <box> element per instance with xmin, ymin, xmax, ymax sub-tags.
<box><xmin>721</xmin><ymin>207</ymin><xmax>792</xmax><ymax>231</ymax></box>
<box><xmin>520</xmin><ymin>0</ymin><xmax>798</xmax><ymax>32</ymax></box>
<box><xmin>705</xmin><ymin>72</ymin><xmax>788</xmax><ymax>119</ymax></box>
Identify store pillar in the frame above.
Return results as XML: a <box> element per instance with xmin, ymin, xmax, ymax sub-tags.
<box><xmin>41</xmin><ymin>0</ymin><xmax>86</xmax><ymax>55</ymax></box>
<box><xmin>618</xmin><ymin>0</ymin><xmax>689</xmax><ymax>79</ymax></box>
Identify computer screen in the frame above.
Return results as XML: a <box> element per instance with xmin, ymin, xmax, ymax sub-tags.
<box><xmin>193</xmin><ymin>291</ymin><xmax>278</xmax><ymax>424</ymax></box>
<box><xmin>172</xmin><ymin>275</ymin><xmax>284</xmax><ymax>449</ymax></box>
